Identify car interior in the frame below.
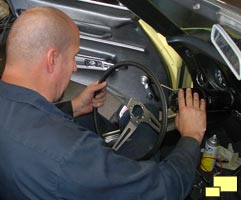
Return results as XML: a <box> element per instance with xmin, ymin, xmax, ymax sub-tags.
<box><xmin>1</xmin><ymin>0</ymin><xmax>241</xmax><ymax>199</ymax></box>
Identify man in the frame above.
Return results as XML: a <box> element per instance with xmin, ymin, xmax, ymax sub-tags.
<box><xmin>0</xmin><ymin>6</ymin><xmax>206</xmax><ymax>200</ymax></box>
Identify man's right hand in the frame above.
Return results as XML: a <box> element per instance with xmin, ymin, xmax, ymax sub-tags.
<box><xmin>175</xmin><ymin>88</ymin><xmax>206</xmax><ymax>144</ymax></box>
<box><xmin>71</xmin><ymin>81</ymin><xmax>107</xmax><ymax>117</ymax></box>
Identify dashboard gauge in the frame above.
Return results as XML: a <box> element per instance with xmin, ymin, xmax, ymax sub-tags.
<box><xmin>196</xmin><ymin>71</ymin><xmax>208</xmax><ymax>87</ymax></box>
<box><xmin>214</xmin><ymin>69</ymin><xmax>227</xmax><ymax>89</ymax></box>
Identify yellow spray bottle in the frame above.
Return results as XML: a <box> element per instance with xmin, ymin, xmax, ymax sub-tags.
<box><xmin>201</xmin><ymin>134</ymin><xmax>219</xmax><ymax>172</ymax></box>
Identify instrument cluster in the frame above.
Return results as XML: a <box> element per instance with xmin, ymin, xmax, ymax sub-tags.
<box><xmin>195</xmin><ymin>65</ymin><xmax>228</xmax><ymax>91</ymax></box>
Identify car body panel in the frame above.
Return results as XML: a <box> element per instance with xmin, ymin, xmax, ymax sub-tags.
<box><xmin>139</xmin><ymin>19</ymin><xmax>190</xmax><ymax>89</ymax></box>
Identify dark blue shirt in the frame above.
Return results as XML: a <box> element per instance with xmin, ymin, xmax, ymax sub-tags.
<box><xmin>0</xmin><ymin>81</ymin><xmax>200</xmax><ymax>200</ymax></box>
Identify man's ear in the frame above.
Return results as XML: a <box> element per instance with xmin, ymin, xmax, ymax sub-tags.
<box><xmin>47</xmin><ymin>48</ymin><xmax>58</xmax><ymax>73</ymax></box>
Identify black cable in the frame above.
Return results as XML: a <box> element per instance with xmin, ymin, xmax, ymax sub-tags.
<box><xmin>93</xmin><ymin>61</ymin><xmax>168</xmax><ymax>160</ymax></box>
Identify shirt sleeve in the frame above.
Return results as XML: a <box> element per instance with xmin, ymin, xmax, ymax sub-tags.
<box><xmin>56</xmin><ymin>132</ymin><xmax>200</xmax><ymax>200</ymax></box>
<box><xmin>55</xmin><ymin>101</ymin><xmax>73</xmax><ymax>116</ymax></box>
<box><xmin>162</xmin><ymin>136</ymin><xmax>200</xmax><ymax>199</ymax></box>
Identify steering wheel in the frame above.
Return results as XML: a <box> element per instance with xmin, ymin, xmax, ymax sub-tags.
<box><xmin>93</xmin><ymin>61</ymin><xmax>168</xmax><ymax>160</ymax></box>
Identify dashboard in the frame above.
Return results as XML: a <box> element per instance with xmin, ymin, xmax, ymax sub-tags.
<box><xmin>189</xmin><ymin>51</ymin><xmax>241</xmax><ymax>117</ymax></box>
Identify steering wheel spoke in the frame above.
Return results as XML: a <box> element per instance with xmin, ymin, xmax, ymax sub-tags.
<box><xmin>112</xmin><ymin>120</ymin><xmax>137</xmax><ymax>151</ymax></box>
<box><xmin>112</xmin><ymin>98</ymin><xmax>161</xmax><ymax>151</ymax></box>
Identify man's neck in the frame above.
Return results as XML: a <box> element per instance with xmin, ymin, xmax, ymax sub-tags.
<box><xmin>2</xmin><ymin>66</ymin><xmax>53</xmax><ymax>102</ymax></box>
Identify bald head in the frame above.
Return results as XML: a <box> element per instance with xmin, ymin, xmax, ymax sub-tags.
<box><xmin>6</xmin><ymin>6</ymin><xmax>79</xmax><ymax>66</ymax></box>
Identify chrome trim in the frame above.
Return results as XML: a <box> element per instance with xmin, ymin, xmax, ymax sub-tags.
<box><xmin>80</xmin><ymin>35</ymin><xmax>145</xmax><ymax>52</ymax></box>
<box><xmin>77</xmin><ymin>0</ymin><xmax>127</xmax><ymax>10</ymax></box>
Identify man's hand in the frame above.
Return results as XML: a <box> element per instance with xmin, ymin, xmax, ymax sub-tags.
<box><xmin>175</xmin><ymin>88</ymin><xmax>206</xmax><ymax>144</ymax></box>
<box><xmin>71</xmin><ymin>81</ymin><xmax>107</xmax><ymax>117</ymax></box>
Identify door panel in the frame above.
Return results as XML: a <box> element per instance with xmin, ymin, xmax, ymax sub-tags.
<box><xmin>7</xmin><ymin>0</ymin><xmax>170</xmax><ymax>103</ymax></box>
